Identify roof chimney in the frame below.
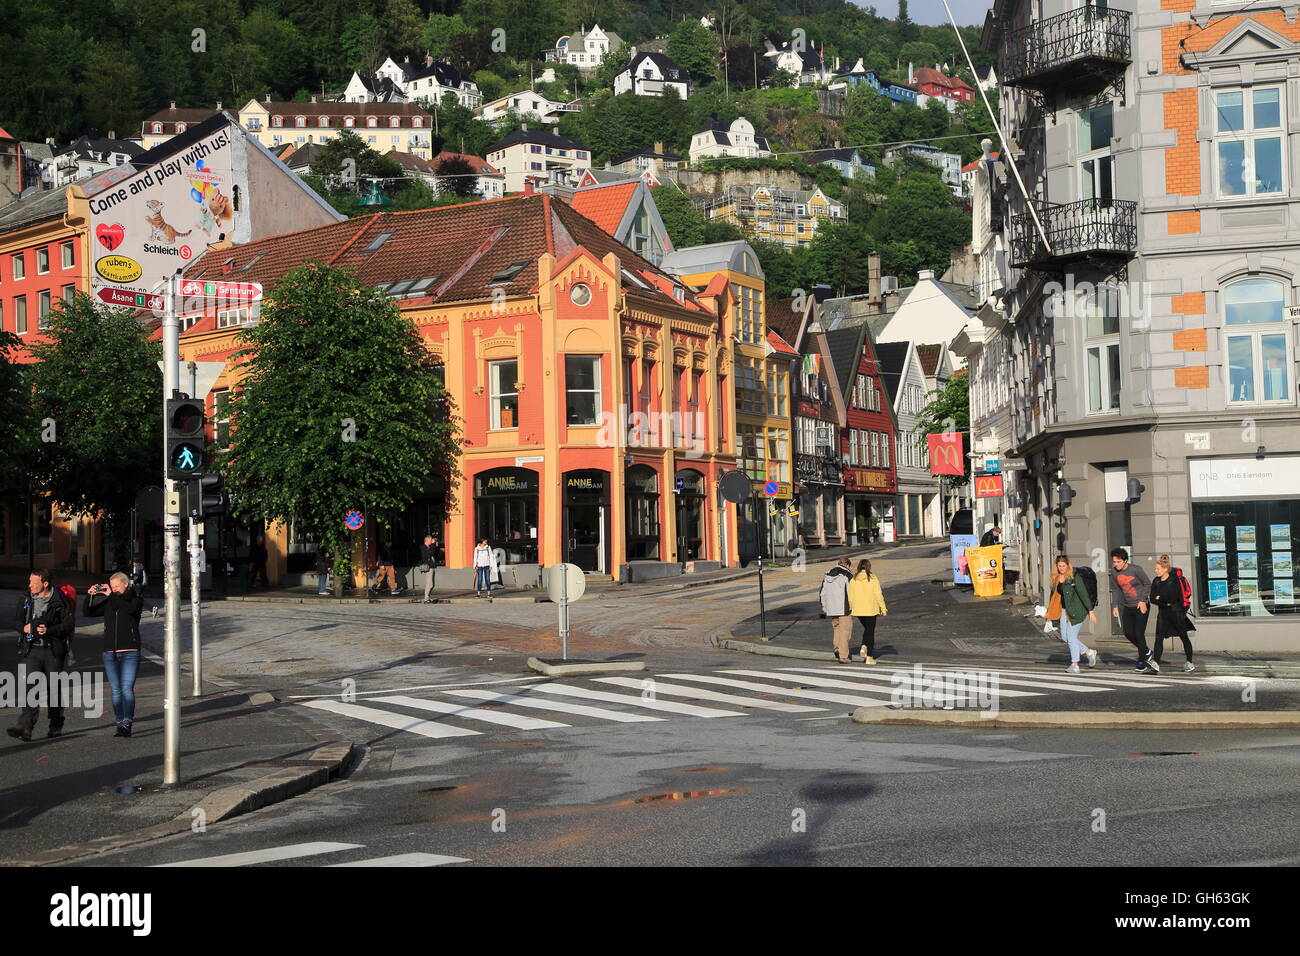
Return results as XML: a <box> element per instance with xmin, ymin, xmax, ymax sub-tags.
<box><xmin>311</xmin><ymin>95</ymin><xmax>317</xmax><ymax>103</ymax></box>
<box><xmin>265</xmin><ymin>93</ymin><xmax>271</xmax><ymax>103</ymax></box>
<box><xmin>524</xmin><ymin>180</ymin><xmax>535</xmax><ymax>195</ymax></box>
<box><xmin>216</xmin><ymin>102</ymin><xmax>222</xmax><ymax>111</ymax></box>
<box><xmin>653</xmin><ymin>141</ymin><xmax>663</xmax><ymax>156</ymax></box>
<box><xmin>425</xmin><ymin>54</ymin><xmax>432</xmax><ymax>68</ymax></box>
<box><xmin>108</xmin><ymin>130</ymin><xmax>116</xmax><ymax>140</ymax></box>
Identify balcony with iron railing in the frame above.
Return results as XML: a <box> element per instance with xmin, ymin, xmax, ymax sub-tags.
<box><xmin>1010</xmin><ymin>197</ymin><xmax>1137</xmax><ymax>269</ymax></box>
<box><xmin>1001</xmin><ymin>5</ymin><xmax>1131</xmax><ymax>92</ymax></box>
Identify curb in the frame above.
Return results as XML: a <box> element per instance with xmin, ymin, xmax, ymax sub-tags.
<box><xmin>719</xmin><ymin>639</ymin><xmax>837</xmax><ymax>661</ymax></box>
<box><xmin>6</xmin><ymin>741</ymin><xmax>358</xmax><ymax>867</ymax></box>
<box><xmin>526</xmin><ymin>656</ymin><xmax>647</xmax><ymax>676</ymax></box>
<box><xmin>849</xmin><ymin>709</ymin><xmax>1300</xmax><ymax>729</ymax></box>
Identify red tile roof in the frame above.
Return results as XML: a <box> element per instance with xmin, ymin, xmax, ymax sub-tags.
<box><xmin>912</xmin><ymin>67</ymin><xmax>974</xmax><ymax>94</ymax></box>
<box><xmin>916</xmin><ymin>343</ymin><xmax>943</xmax><ymax>376</ymax></box>
<box><xmin>180</xmin><ymin>193</ymin><xmax>707</xmax><ymax>329</ymax></box>
<box><xmin>569</xmin><ymin>181</ymin><xmax>639</xmax><ymax>235</ymax></box>
<box><xmin>767</xmin><ymin>330</ymin><xmax>798</xmax><ymax>356</ymax></box>
<box><xmin>961</xmin><ymin>151</ymin><xmax>998</xmax><ymax>173</ymax></box>
<box><xmin>432</xmin><ymin>152</ymin><xmax>501</xmax><ymax>176</ymax></box>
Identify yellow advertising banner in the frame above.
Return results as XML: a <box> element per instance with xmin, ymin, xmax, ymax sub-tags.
<box><xmin>964</xmin><ymin>545</ymin><xmax>1004</xmax><ymax>597</ymax></box>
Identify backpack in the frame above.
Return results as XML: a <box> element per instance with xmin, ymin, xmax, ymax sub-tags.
<box><xmin>1171</xmin><ymin>567</ymin><xmax>1193</xmax><ymax>610</ymax></box>
<box><xmin>1075</xmin><ymin>566</ymin><xmax>1099</xmax><ymax>608</ymax></box>
<box><xmin>58</xmin><ymin>583</ymin><xmax>78</xmax><ymax>638</ymax></box>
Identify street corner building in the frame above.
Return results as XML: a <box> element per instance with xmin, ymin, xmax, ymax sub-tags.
<box><xmin>964</xmin><ymin>1</ymin><xmax>1300</xmax><ymax>649</ymax></box>
<box><xmin>173</xmin><ymin>192</ymin><xmax>746</xmax><ymax>587</ymax></box>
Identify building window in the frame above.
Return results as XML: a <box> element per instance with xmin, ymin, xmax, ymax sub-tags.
<box><xmin>272</xmin><ymin>116</ymin><xmax>283</xmax><ymax>127</ymax></box>
<box><xmin>11</xmin><ymin>253</ymin><xmax>24</xmax><ymax>281</ymax></box>
<box><xmin>152</xmin><ymin>123</ymin><xmax>162</xmax><ymax>134</ymax></box>
<box><xmin>37</xmin><ymin>290</ymin><xmax>51</xmax><ymax>329</ymax></box>
<box><xmin>1084</xmin><ymin>287</ymin><xmax>1121</xmax><ymax>414</ymax></box>
<box><xmin>768</xmin><ymin>428</ymin><xmax>790</xmax><ymax>482</ymax></box>
<box><xmin>413</xmin><ymin>117</ymin><xmax>422</xmax><ymax>128</ymax></box>
<box><xmin>367</xmin><ymin>116</ymin><xmax>378</xmax><ymax>127</ymax></box>
<box><xmin>879</xmin><ymin>431</ymin><xmax>889</xmax><ymax>468</ymax></box>
<box><xmin>345</xmin><ymin>116</ymin><xmax>354</xmax><ymax>127</ymax></box>
<box><xmin>15</xmin><ymin>295</ymin><xmax>27</xmax><ymax>334</ymax></box>
<box><xmin>390</xmin><ymin>117</ymin><xmax>400</xmax><ymax>127</ymax></box>
<box><xmin>768</xmin><ymin>369</ymin><xmax>787</xmax><ymax>417</ymax></box>
<box><xmin>176</xmin><ymin>123</ymin><xmax>187</xmax><ymax>133</ymax></box>
<box><xmin>565</xmin><ymin>355</ymin><xmax>601</xmax><ymax>425</ymax></box>
<box><xmin>61</xmin><ymin>241</ymin><xmax>74</xmax><ymax>269</ymax></box>
<box><xmin>738</xmin><ymin>424</ymin><xmax>765</xmax><ymax>480</ymax></box>
<box><xmin>36</xmin><ymin>247</ymin><xmax>49</xmax><ymax>274</ymax></box>
<box><xmin>1216</xmin><ymin>86</ymin><xmax>1284</xmax><ymax>197</ymax></box>
<box><xmin>1078</xmin><ymin>102</ymin><xmax>1113</xmax><ymax>202</ymax></box>
<box><xmin>218</xmin><ymin>307</ymin><xmax>251</xmax><ymax>328</ymax></box>
<box><xmin>295</xmin><ymin>116</ymin><xmax>305</xmax><ymax>127</ymax></box>
<box><xmin>1224</xmin><ymin>277</ymin><xmax>1290</xmax><ymax>404</ymax></box>
<box><xmin>213</xmin><ymin>389</ymin><xmax>231</xmax><ymax>447</ymax></box>
<box><xmin>368</xmin><ymin>136</ymin><xmax>376</xmax><ymax>144</ymax></box>
<box><xmin>490</xmin><ymin>359</ymin><xmax>519</xmax><ymax>429</ymax></box>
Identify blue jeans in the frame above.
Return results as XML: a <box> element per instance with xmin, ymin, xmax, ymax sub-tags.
<box><xmin>317</xmin><ymin>573</ymin><xmax>329</xmax><ymax>593</ymax></box>
<box><xmin>102</xmin><ymin>651</ymin><xmax>140</xmax><ymax>727</ymax></box>
<box><xmin>475</xmin><ymin>566</ymin><xmax>492</xmax><ymax>592</ymax></box>
<box><xmin>1058</xmin><ymin>612</ymin><xmax>1088</xmax><ymax>663</ymax></box>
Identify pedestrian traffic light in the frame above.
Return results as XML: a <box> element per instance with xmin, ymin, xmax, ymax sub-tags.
<box><xmin>1126</xmin><ymin>477</ymin><xmax>1146</xmax><ymax>504</ymax></box>
<box><xmin>185</xmin><ymin>474</ymin><xmax>226</xmax><ymax>517</ymax></box>
<box><xmin>167</xmin><ymin>395</ymin><xmax>206</xmax><ymax>481</ymax></box>
<box><xmin>1058</xmin><ymin>482</ymin><xmax>1075</xmax><ymax>511</ymax></box>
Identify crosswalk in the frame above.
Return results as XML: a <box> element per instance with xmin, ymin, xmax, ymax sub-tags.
<box><xmin>297</xmin><ymin>662</ymin><xmax>1198</xmax><ymax>744</ymax></box>
<box><xmin>155</xmin><ymin>842</ymin><xmax>469</xmax><ymax>868</ymax></box>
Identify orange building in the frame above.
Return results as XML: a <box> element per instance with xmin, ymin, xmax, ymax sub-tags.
<box><xmin>174</xmin><ymin>193</ymin><xmax>740</xmax><ymax>586</ymax></box>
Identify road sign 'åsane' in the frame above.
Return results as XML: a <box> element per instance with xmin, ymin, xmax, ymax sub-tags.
<box><xmin>98</xmin><ymin>287</ymin><xmax>165</xmax><ymax>311</ymax></box>
<box><xmin>180</xmin><ymin>279</ymin><xmax>263</xmax><ymax>301</ymax></box>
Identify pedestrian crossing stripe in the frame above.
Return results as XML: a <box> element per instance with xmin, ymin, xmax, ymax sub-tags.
<box><xmin>154</xmin><ymin>843</ymin><xmax>467</xmax><ymax>868</ymax></box>
<box><xmin>295</xmin><ymin>663</ymin><xmax>1206</xmax><ymax>743</ymax></box>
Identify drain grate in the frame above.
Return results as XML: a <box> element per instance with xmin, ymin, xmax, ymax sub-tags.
<box><xmin>1128</xmin><ymin>751</ymin><xmax>1199</xmax><ymax>757</ymax></box>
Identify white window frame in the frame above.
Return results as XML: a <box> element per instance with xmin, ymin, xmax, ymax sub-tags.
<box><xmin>564</xmin><ymin>355</ymin><xmax>601</xmax><ymax>426</ymax></box>
<box><xmin>61</xmin><ymin>241</ymin><xmax>74</xmax><ymax>269</ymax></box>
<box><xmin>1223</xmin><ymin>277</ymin><xmax>1292</xmax><ymax>406</ymax></box>
<box><xmin>879</xmin><ymin>431</ymin><xmax>889</xmax><ymax>468</ymax></box>
<box><xmin>11</xmin><ymin>253</ymin><xmax>24</xmax><ymax>281</ymax></box>
<box><xmin>1083</xmin><ymin>287</ymin><xmax>1122</xmax><ymax>415</ymax></box>
<box><xmin>1078</xmin><ymin>102</ymin><xmax>1115</xmax><ymax>202</ymax></box>
<box><xmin>1214</xmin><ymin>84</ymin><xmax>1285</xmax><ymax>199</ymax></box>
<box><xmin>37</xmin><ymin>290</ymin><xmax>51</xmax><ymax>329</ymax></box>
<box><xmin>218</xmin><ymin>307</ymin><xmax>251</xmax><ymax>328</ymax></box>
<box><xmin>490</xmin><ymin>359</ymin><xmax>519</xmax><ymax>429</ymax></box>
<box><xmin>36</xmin><ymin>247</ymin><xmax>49</xmax><ymax>275</ymax></box>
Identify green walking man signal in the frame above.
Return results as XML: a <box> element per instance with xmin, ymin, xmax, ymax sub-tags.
<box><xmin>166</xmin><ymin>395</ymin><xmax>206</xmax><ymax>481</ymax></box>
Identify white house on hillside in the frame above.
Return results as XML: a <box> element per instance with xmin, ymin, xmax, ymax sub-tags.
<box><xmin>884</xmin><ymin>143</ymin><xmax>964</xmax><ymax>197</ymax></box>
<box><xmin>344</xmin><ymin>56</ymin><xmax>481</xmax><ymax>109</ymax></box>
<box><xmin>614</xmin><ymin>52</ymin><xmax>691</xmax><ymax>99</ymax></box>
<box><xmin>486</xmin><ymin>127</ymin><xmax>592</xmax><ymax>193</ymax></box>
<box><xmin>764</xmin><ymin>40</ymin><xmax>835</xmax><ymax>86</ymax></box>
<box><xmin>689</xmin><ymin>116</ymin><xmax>771</xmax><ymax>163</ymax></box>
<box><xmin>545</xmin><ymin>25</ymin><xmax>624</xmax><ymax>71</ymax></box>
<box><xmin>478</xmin><ymin>91</ymin><xmax>579</xmax><ymax>125</ymax></box>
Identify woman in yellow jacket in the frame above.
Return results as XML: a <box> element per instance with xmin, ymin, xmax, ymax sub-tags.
<box><xmin>847</xmin><ymin>559</ymin><xmax>887</xmax><ymax>664</ymax></box>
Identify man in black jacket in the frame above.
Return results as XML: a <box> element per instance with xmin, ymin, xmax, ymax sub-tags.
<box><xmin>8</xmin><ymin>569</ymin><xmax>74</xmax><ymax>741</ymax></box>
<box><xmin>85</xmin><ymin>573</ymin><xmax>144</xmax><ymax>737</ymax></box>
<box><xmin>419</xmin><ymin>534</ymin><xmax>439</xmax><ymax>603</ymax></box>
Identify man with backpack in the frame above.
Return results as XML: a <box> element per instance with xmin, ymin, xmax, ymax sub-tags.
<box><xmin>1109</xmin><ymin>548</ymin><xmax>1155</xmax><ymax>672</ymax></box>
<box><xmin>7</xmin><ymin>569</ymin><xmax>75</xmax><ymax>741</ymax></box>
<box><xmin>1149</xmin><ymin>555</ymin><xmax>1196</xmax><ymax>672</ymax></box>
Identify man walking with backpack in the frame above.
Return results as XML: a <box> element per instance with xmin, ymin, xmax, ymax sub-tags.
<box><xmin>7</xmin><ymin>569</ymin><xmax>75</xmax><ymax>741</ymax></box>
<box><xmin>1109</xmin><ymin>548</ymin><xmax>1156</xmax><ymax>672</ymax></box>
<box><xmin>819</xmin><ymin>557</ymin><xmax>855</xmax><ymax>663</ymax></box>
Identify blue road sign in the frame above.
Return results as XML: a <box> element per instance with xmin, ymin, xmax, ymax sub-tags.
<box><xmin>674</xmin><ymin>476</ymin><xmax>684</xmax><ymax>491</ymax></box>
<box><xmin>764</xmin><ymin>480</ymin><xmax>778</xmax><ymax>497</ymax></box>
<box><xmin>344</xmin><ymin>510</ymin><xmax>364</xmax><ymax>531</ymax></box>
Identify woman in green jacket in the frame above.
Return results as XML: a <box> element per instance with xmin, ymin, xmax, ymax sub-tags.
<box><xmin>1053</xmin><ymin>555</ymin><xmax>1098</xmax><ymax>674</ymax></box>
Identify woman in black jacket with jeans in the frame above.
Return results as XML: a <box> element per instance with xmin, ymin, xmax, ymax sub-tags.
<box><xmin>1148</xmin><ymin>554</ymin><xmax>1196</xmax><ymax>673</ymax></box>
<box><xmin>85</xmin><ymin>572</ymin><xmax>143</xmax><ymax>737</ymax></box>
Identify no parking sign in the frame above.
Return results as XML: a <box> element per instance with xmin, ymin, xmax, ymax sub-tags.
<box><xmin>344</xmin><ymin>510</ymin><xmax>364</xmax><ymax>531</ymax></box>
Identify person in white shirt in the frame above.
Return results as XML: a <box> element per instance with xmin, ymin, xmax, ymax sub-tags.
<box><xmin>473</xmin><ymin>538</ymin><xmax>497</xmax><ymax>597</ymax></box>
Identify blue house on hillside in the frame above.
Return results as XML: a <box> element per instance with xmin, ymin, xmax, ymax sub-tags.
<box><xmin>833</xmin><ymin>58</ymin><xmax>918</xmax><ymax>105</ymax></box>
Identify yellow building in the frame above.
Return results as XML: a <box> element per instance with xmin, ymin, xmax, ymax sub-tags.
<box><xmin>661</xmin><ymin>241</ymin><xmax>795</xmax><ymax>558</ymax></box>
<box><xmin>701</xmin><ymin>185</ymin><xmax>846</xmax><ymax>248</ymax></box>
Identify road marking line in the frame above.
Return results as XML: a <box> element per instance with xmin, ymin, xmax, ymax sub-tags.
<box><xmin>908</xmin><ymin>663</ymin><xmax>1170</xmax><ymax>689</ymax></box>
<box><xmin>369</xmin><ymin>695</ymin><xmax>569</xmax><ymax>730</ymax></box>
<box><xmin>287</xmin><ymin>676</ymin><xmax>550</xmax><ymax>700</ymax></box>
<box><xmin>596</xmin><ymin>677</ymin><xmax>825</xmax><ymax>712</ymax></box>
<box><xmin>720</xmin><ymin>669</ymin><xmax>984</xmax><ymax>701</ymax></box>
<box><xmin>329</xmin><ymin>853</ymin><xmax>469</xmax><ymax>867</ymax></box>
<box><xmin>659</xmin><ymin>673</ymin><xmax>894</xmax><ymax>708</ymax></box>
<box><xmin>156</xmin><ymin>842</ymin><xmax>362</xmax><ymax>867</ymax></box>
<box><xmin>527</xmin><ymin>683</ymin><xmax>747</xmax><ymax>718</ymax></box>
<box><xmin>446</xmin><ymin>689</ymin><xmax>664</xmax><ymax>722</ymax></box>
<box><xmin>771</xmin><ymin>668</ymin><xmax>1065</xmax><ymax>696</ymax></box>
<box><xmin>302</xmin><ymin>700</ymin><xmax>480</xmax><ymax>738</ymax></box>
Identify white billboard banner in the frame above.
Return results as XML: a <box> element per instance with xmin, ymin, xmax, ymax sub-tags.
<box><xmin>86</xmin><ymin>126</ymin><xmax>239</xmax><ymax>297</ymax></box>
<box><xmin>1189</xmin><ymin>456</ymin><xmax>1300</xmax><ymax>500</ymax></box>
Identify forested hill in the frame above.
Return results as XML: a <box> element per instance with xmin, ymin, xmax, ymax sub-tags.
<box><xmin>0</xmin><ymin>0</ymin><xmax>992</xmax><ymax>143</ymax></box>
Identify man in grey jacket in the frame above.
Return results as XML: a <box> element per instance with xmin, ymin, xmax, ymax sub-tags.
<box><xmin>820</xmin><ymin>557</ymin><xmax>855</xmax><ymax>662</ymax></box>
<box><xmin>1109</xmin><ymin>548</ymin><xmax>1155</xmax><ymax>673</ymax></box>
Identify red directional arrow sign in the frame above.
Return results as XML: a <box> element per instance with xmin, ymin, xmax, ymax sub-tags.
<box><xmin>179</xmin><ymin>279</ymin><xmax>263</xmax><ymax>301</ymax></box>
<box><xmin>97</xmin><ymin>286</ymin><xmax>165</xmax><ymax>311</ymax></box>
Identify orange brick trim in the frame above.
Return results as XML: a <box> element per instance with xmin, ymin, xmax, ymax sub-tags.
<box><xmin>1164</xmin><ymin>90</ymin><xmax>1200</xmax><ymax>196</ymax></box>
<box><xmin>1168</xmin><ymin>210</ymin><xmax>1201</xmax><ymax>234</ymax></box>
<box><xmin>1171</xmin><ymin>291</ymin><xmax>1205</xmax><ymax>315</ymax></box>
<box><xmin>1173</xmin><ymin>329</ymin><xmax>1208</xmax><ymax>352</ymax></box>
<box><xmin>1175</xmin><ymin>366</ymin><xmax>1209</xmax><ymax>389</ymax></box>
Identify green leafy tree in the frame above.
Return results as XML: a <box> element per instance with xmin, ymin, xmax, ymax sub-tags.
<box><xmin>593</xmin><ymin>47</ymin><xmax>628</xmax><ymax>91</ymax></box>
<box><xmin>651</xmin><ymin>185</ymin><xmax>707</xmax><ymax>248</ymax></box>
<box><xmin>27</xmin><ymin>295</ymin><xmax>164</xmax><ymax>568</ymax></box>
<box><xmin>667</xmin><ymin>19</ymin><xmax>719</xmax><ymax>84</ymax></box>
<box><xmin>0</xmin><ymin>331</ymin><xmax>37</xmax><ymax>497</ymax></box>
<box><xmin>436</xmin><ymin>155</ymin><xmax>478</xmax><ymax>197</ymax></box>
<box><xmin>914</xmin><ymin>368</ymin><xmax>969</xmax><ymax>489</ymax></box>
<box><xmin>221</xmin><ymin>263</ymin><xmax>459</xmax><ymax>587</ymax></box>
<box><xmin>422</xmin><ymin>14</ymin><xmax>474</xmax><ymax>65</ymax></box>
<box><xmin>809</xmin><ymin>218</ymin><xmax>875</xmax><ymax>297</ymax></box>
<box><xmin>384</xmin><ymin>0</ymin><xmax>425</xmax><ymax>58</ymax></box>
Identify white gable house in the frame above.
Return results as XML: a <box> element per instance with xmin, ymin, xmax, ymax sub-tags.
<box><xmin>614</xmin><ymin>52</ymin><xmax>691</xmax><ymax>99</ymax></box>
<box><xmin>689</xmin><ymin>116</ymin><xmax>772</xmax><ymax>163</ymax></box>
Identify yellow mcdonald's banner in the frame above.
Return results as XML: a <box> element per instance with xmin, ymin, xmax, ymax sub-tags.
<box><xmin>964</xmin><ymin>545</ymin><xmax>1004</xmax><ymax>597</ymax></box>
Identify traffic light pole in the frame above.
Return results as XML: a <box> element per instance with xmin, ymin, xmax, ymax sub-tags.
<box><xmin>162</xmin><ymin>273</ymin><xmax>182</xmax><ymax>786</ymax></box>
<box><xmin>189</xmin><ymin>516</ymin><xmax>203</xmax><ymax>696</ymax></box>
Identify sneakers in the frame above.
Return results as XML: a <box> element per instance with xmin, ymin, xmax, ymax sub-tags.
<box><xmin>1135</xmin><ymin>658</ymin><xmax>1149</xmax><ymax>672</ymax></box>
<box><xmin>862</xmin><ymin>655</ymin><xmax>877</xmax><ymax>665</ymax></box>
<box><xmin>1183</xmin><ymin>661</ymin><xmax>1195</xmax><ymax>673</ymax></box>
<box><xmin>1085</xmin><ymin>648</ymin><xmax>1098</xmax><ymax>668</ymax></box>
<box><xmin>1147</xmin><ymin>657</ymin><xmax>1161</xmax><ymax>674</ymax></box>
<box><xmin>47</xmin><ymin>727</ymin><xmax>64</xmax><ymax>739</ymax></box>
<box><xmin>114</xmin><ymin>724</ymin><xmax>132</xmax><ymax>738</ymax></box>
<box><xmin>1066</xmin><ymin>662</ymin><xmax>1081</xmax><ymax>674</ymax></box>
<box><xmin>390</xmin><ymin>589</ymin><xmax>401</xmax><ymax>595</ymax></box>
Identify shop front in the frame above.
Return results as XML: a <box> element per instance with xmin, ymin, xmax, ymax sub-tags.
<box><xmin>674</xmin><ymin>468</ymin><xmax>706</xmax><ymax>563</ymax></box>
<box><xmin>473</xmin><ymin>467</ymin><xmax>539</xmax><ymax>565</ymax></box>
<box><xmin>796</xmin><ymin>453</ymin><xmax>844</xmax><ymax>547</ymax></box>
<box><xmin>843</xmin><ymin>464</ymin><xmax>897</xmax><ymax>546</ymax></box>
<box><xmin>563</xmin><ymin>468</ymin><xmax>610</xmax><ymax>574</ymax></box>
<box><xmin>625</xmin><ymin>465</ymin><xmax>661</xmax><ymax>561</ymax></box>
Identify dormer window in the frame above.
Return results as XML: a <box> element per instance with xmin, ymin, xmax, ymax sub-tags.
<box><xmin>295</xmin><ymin>116</ymin><xmax>306</xmax><ymax>127</ymax></box>
<box><xmin>345</xmin><ymin>116</ymin><xmax>355</xmax><ymax>127</ymax></box>
<box><xmin>367</xmin><ymin>116</ymin><xmax>378</xmax><ymax>127</ymax></box>
<box><xmin>177</xmin><ymin>123</ymin><xmax>187</xmax><ymax>133</ymax></box>
<box><xmin>319</xmin><ymin>116</ymin><xmax>329</xmax><ymax>127</ymax></box>
<box><xmin>413</xmin><ymin>117</ymin><xmax>422</xmax><ymax>128</ymax></box>
<box><xmin>152</xmin><ymin>123</ymin><xmax>162</xmax><ymax>134</ymax></box>
<box><xmin>272</xmin><ymin>116</ymin><xmax>283</xmax><ymax>127</ymax></box>
<box><xmin>390</xmin><ymin>117</ymin><xmax>400</xmax><ymax>127</ymax></box>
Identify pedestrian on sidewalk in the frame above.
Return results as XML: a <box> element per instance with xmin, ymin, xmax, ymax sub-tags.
<box><xmin>373</xmin><ymin>539</ymin><xmax>399</xmax><ymax>595</ymax></box>
<box><xmin>819</xmin><ymin>556</ymin><xmax>855</xmax><ymax>663</ymax></box>
<box><xmin>249</xmin><ymin>534</ymin><xmax>269</xmax><ymax>588</ymax></box>
<box><xmin>1149</xmin><ymin>555</ymin><xmax>1196</xmax><ymax>673</ymax></box>
<box><xmin>1109</xmin><ymin>548</ymin><xmax>1156</xmax><ymax>672</ymax></box>
<box><xmin>980</xmin><ymin>525</ymin><xmax>1001</xmax><ymax>547</ymax></box>
<box><xmin>7</xmin><ymin>569</ymin><xmax>74</xmax><ymax>742</ymax></box>
<box><xmin>847</xmin><ymin>558</ymin><xmax>887</xmax><ymax>664</ymax></box>
<box><xmin>314</xmin><ymin>548</ymin><xmax>330</xmax><ymax>596</ymax></box>
<box><xmin>84</xmin><ymin>573</ymin><xmax>143</xmax><ymax>738</ymax></box>
<box><xmin>1052</xmin><ymin>556</ymin><xmax>1099</xmax><ymax>675</ymax></box>
<box><xmin>420</xmin><ymin>534</ymin><xmax>439</xmax><ymax>603</ymax></box>
<box><xmin>473</xmin><ymin>538</ymin><xmax>496</xmax><ymax>597</ymax></box>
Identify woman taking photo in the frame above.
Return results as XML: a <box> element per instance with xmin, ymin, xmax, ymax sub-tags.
<box><xmin>85</xmin><ymin>572</ymin><xmax>143</xmax><ymax>738</ymax></box>
<box><xmin>847</xmin><ymin>559</ymin><xmax>887</xmax><ymax>665</ymax></box>
<box><xmin>1052</xmin><ymin>556</ymin><xmax>1099</xmax><ymax>674</ymax></box>
<box><xmin>1149</xmin><ymin>555</ymin><xmax>1196</xmax><ymax>672</ymax></box>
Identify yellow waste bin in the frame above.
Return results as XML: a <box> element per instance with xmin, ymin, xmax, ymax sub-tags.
<box><xmin>965</xmin><ymin>545</ymin><xmax>1004</xmax><ymax>597</ymax></box>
